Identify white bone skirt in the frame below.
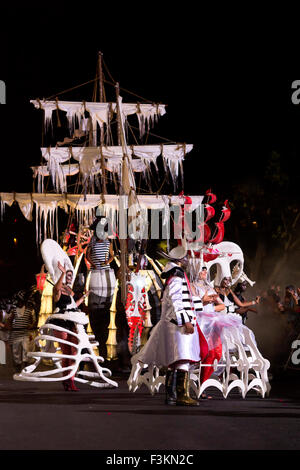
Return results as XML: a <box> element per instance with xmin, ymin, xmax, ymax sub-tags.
<box><xmin>13</xmin><ymin>309</ymin><xmax>118</xmax><ymax>389</ymax></box>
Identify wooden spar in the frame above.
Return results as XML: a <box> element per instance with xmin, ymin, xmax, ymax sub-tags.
<box><xmin>92</xmin><ymin>51</ymin><xmax>106</xmax><ymax>103</ymax></box>
<box><xmin>98</xmin><ymin>51</ymin><xmax>105</xmax><ymax>103</ymax></box>
<box><xmin>97</xmin><ymin>52</ymin><xmax>107</xmax><ymax>196</ymax></box>
<box><xmin>100</xmin><ymin>146</ymin><xmax>107</xmax><ymax>196</ymax></box>
<box><xmin>115</xmin><ymin>82</ymin><xmax>122</xmax><ymax>146</ymax></box>
<box><xmin>115</xmin><ymin>82</ymin><xmax>129</xmax><ymax>305</ymax></box>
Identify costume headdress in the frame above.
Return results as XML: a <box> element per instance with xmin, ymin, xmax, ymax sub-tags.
<box><xmin>158</xmin><ymin>242</ymin><xmax>188</xmax><ymax>279</ymax></box>
<box><xmin>231</xmin><ymin>263</ymin><xmax>256</xmax><ymax>287</ymax></box>
<box><xmin>41</xmin><ymin>239</ymin><xmax>74</xmax><ymax>285</ymax></box>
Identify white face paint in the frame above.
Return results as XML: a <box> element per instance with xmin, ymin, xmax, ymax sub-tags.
<box><xmin>65</xmin><ymin>270</ymin><xmax>73</xmax><ymax>286</ymax></box>
<box><xmin>221</xmin><ymin>277</ymin><xmax>232</xmax><ymax>288</ymax></box>
<box><xmin>200</xmin><ymin>269</ymin><xmax>208</xmax><ymax>280</ymax></box>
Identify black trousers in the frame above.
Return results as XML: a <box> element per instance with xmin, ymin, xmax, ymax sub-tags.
<box><xmin>88</xmin><ymin>292</ymin><xmax>112</xmax><ymax>360</ymax></box>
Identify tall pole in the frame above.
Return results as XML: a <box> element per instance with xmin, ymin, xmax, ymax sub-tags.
<box><xmin>115</xmin><ymin>82</ymin><xmax>122</xmax><ymax>146</ymax></box>
<box><xmin>98</xmin><ymin>51</ymin><xmax>105</xmax><ymax>103</ymax></box>
<box><xmin>98</xmin><ymin>52</ymin><xmax>107</xmax><ymax>195</ymax></box>
<box><xmin>115</xmin><ymin>82</ymin><xmax>128</xmax><ymax>305</ymax></box>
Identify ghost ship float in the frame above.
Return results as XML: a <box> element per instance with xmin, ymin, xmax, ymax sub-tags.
<box><xmin>0</xmin><ymin>52</ymin><xmax>270</xmax><ymax>396</ymax></box>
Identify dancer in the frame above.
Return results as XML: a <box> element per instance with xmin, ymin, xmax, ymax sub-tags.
<box><xmin>13</xmin><ymin>240</ymin><xmax>118</xmax><ymax>390</ymax></box>
<box><xmin>189</xmin><ymin>265</ymin><xmax>225</xmax><ymax>385</ymax></box>
<box><xmin>50</xmin><ymin>261</ymin><xmax>89</xmax><ymax>391</ymax></box>
<box><xmin>215</xmin><ymin>276</ymin><xmax>260</xmax><ymax>315</ymax></box>
<box><xmin>191</xmin><ymin>267</ymin><xmax>262</xmax><ymax>386</ymax></box>
<box><xmin>190</xmin><ymin>266</ymin><xmax>225</xmax><ymax>313</ymax></box>
<box><xmin>131</xmin><ymin>245</ymin><xmax>206</xmax><ymax>406</ymax></box>
<box><xmin>234</xmin><ymin>281</ymin><xmax>258</xmax><ymax>324</ymax></box>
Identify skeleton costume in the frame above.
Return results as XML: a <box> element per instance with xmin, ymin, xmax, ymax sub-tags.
<box><xmin>193</xmin><ymin>278</ymin><xmax>259</xmax><ymax>383</ymax></box>
<box><xmin>132</xmin><ymin>245</ymin><xmax>207</xmax><ymax>406</ymax></box>
<box><xmin>40</xmin><ymin>239</ymin><xmax>87</xmax><ymax>391</ymax></box>
<box><xmin>48</xmin><ymin>293</ymin><xmax>81</xmax><ymax>330</ymax></box>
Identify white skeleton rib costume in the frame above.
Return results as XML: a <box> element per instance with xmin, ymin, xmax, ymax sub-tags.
<box><xmin>194</xmin><ymin>281</ymin><xmax>250</xmax><ymax>344</ymax></box>
<box><xmin>193</xmin><ymin>280</ymin><xmax>260</xmax><ymax>365</ymax></box>
<box><xmin>13</xmin><ymin>239</ymin><xmax>118</xmax><ymax>390</ymax></box>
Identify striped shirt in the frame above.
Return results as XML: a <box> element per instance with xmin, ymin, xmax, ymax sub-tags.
<box><xmin>193</xmin><ymin>296</ymin><xmax>204</xmax><ymax>313</ymax></box>
<box><xmin>11</xmin><ymin>305</ymin><xmax>35</xmax><ymax>330</ymax></box>
<box><xmin>88</xmin><ymin>239</ymin><xmax>111</xmax><ymax>270</ymax></box>
<box><xmin>167</xmin><ymin>276</ymin><xmax>198</xmax><ymax>326</ymax></box>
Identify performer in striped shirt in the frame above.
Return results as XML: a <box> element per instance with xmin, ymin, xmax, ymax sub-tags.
<box><xmin>87</xmin><ymin>238</ymin><xmax>112</xmax><ymax>271</ymax></box>
<box><xmin>9</xmin><ymin>286</ymin><xmax>41</xmax><ymax>330</ymax></box>
<box><xmin>6</xmin><ymin>287</ymin><xmax>41</xmax><ymax>372</ymax></box>
<box><xmin>131</xmin><ymin>245</ymin><xmax>205</xmax><ymax>406</ymax></box>
<box><xmin>86</xmin><ymin>216</ymin><xmax>116</xmax><ymax>361</ymax></box>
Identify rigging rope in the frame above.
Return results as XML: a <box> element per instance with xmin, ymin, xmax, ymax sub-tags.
<box><xmin>45</xmin><ymin>76</ymin><xmax>162</xmax><ymax>106</ymax></box>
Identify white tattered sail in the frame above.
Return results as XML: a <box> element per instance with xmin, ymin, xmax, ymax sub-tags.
<box><xmin>0</xmin><ymin>192</ymin><xmax>203</xmax><ymax>244</ymax></box>
<box><xmin>30</xmin><ymin>99</ymin><xmax>166</xmax><ymax>140</ymax></box>
<box><xmin>34</xmin><ymin>144</ymin><xmax>193</xmax><ymax>193</ymax></box>
<box><xmin>31</xmin><ymin>164</ymin><xmax>80</xmax><ymax>193</ymax></box>
<box><xmin>0</xmin><ymin>192</ymin><xmax>14</xmax><ymax>221</ymax></box>
<box><xmin>25</xmin><ymin>94</ymin><xmax>196</xmax><ymax>243</ymax></box>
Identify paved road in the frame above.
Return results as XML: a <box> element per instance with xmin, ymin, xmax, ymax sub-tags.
<box><xmin>0</xmin><ymin>367</ymin><xmax>299</xmax><ymax>451</ymax></box>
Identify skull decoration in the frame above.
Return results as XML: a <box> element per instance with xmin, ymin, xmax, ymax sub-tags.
<box><xmin>204</xmin><ymin>241</ymin><xmax>244</xmax><ymax>287</ymax></box>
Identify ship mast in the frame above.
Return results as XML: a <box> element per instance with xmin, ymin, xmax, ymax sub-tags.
<box><xmin>96</xmin><ymin>51</ymin><xmax>107</xmax><ymax>196</ymax></box>
<box><xmin>115</xmin><ymin>81</ymin><xmax>130</xmax><ymax>305</ymax></box>
<box><xmin>98</xmin><ymin>51</ymin><xmax>105</xmax><ymax>103</ymax></box>
<box><xmin>26</xmin><ymin>54</ymin><xmax>196</xmax><ymax>279</ymax></box>
<box><xmin>95</xmin><ymin>53</ymin><xmax>128</xmax><ymax>303</ymax></box>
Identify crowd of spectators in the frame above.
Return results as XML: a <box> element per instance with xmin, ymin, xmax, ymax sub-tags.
<box><xmin>264</xmin><ymin>284</ymin><xmax>300</xmax><ymax>329</ymax></box>
<box><xmin>0</xmin><ymin>286</ymin><xmax>41</xmax><ymax>371</ymax></box>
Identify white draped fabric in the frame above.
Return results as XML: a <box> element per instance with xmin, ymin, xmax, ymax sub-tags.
<box><xmin>30</xmin><ymin>99</ymin><xmax>166</xmax><ymax>139</ymax></box>
<box><xmin>36</xmin><ymin>144</ymin><xmax>193</xmax><ymax>193</ymax></box>
<box><xmin>31</xmin><ymin>194</ymin><xmax>67</xmax><ymax>244</ymax></box>
<box><xmin>30</xmin><ymin>98</ymin><xmax>191</xmax><ymax>192</ymax></box>
<box><xmin>40</xmin><ymin>144</ymin><xmax>192</xmax><ymax>169</ymax></box>
<box><xmin>31</xmin><ymin>165</ymin><xmax>81</xmax><ymax>193</ymax></box>
<box><xmin>15</xmin><ymin>193</ymin><xmax>34</xmax><ymax>221</ymax></box>
<box><xmin>0</xmin><ymin>192</ymin><xmax>14</xmax><ymax>220</ymax></box>
<box><xmin>0</xmin><ymin>193</ymin><xmax>203</xmax><ymax>243</ymax></box>
<box><xmin>0</xmin><ymin>193</ymin><xmax>203</xmax><ymax>213</ymax></box>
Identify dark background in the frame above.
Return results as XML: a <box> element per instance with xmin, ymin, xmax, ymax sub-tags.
<box><xmin>0</xmin><ymin>5</ymin><xmax>299</xmax><ymax>294</ymax></box>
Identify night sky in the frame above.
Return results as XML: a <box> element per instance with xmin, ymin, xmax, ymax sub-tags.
<box><xmin>0</xmin><ymin>6</ymin><xmax>299</xmax><ymax>293</ymax></box>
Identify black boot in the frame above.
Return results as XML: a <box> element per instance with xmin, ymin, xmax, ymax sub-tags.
<box><xmin>176</xmin><ymin>369</ymin><xmax>200</xmax><ymax>406</ymax></box>
<box><xmin>165</xmin><ymin>369</ymin><xmax>177</xmax><ymax>405</ymax></box>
